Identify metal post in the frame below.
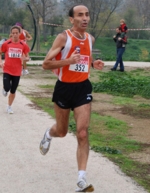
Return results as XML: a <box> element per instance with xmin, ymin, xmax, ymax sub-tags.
<box><xmin>22</xmin><ymin>0</ymin><xmax>37</xmax><ymax>51</ymax></box>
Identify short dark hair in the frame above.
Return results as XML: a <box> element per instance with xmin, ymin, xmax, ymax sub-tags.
<box><xmin>10</xmin><ymin>26</ymin><xmax>21</xmax><ymax>33</ymax></box>
<box><xmin>116</xmin><ymin>26</ymin><xmax>121</xmax><ymax>30</ymax></box>
<box><xmin>68</xmin><ymin>5</ymin><xmax>74</xmax><ymax>17</ymax></box>
<box><xmin>68</xmin><ymin>4</ymin><xmax>86</xmax><ymax>17</ymax></box>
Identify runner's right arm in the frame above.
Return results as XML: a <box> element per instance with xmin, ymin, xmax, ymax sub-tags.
<box><xmin>42</xmin><ymin>32</ymin><xmax>80</xmax><ymax>70</ymax></box>
<box><xmin>0</xmin><ymin>50</ymin><xmax>4</xmax><ymax>68</ymax></box>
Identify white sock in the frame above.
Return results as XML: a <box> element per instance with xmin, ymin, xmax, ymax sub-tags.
<box><xmin>78</xmin><ymin>170</ymin><xmax>86</xmax><ymax>179</ymax></box>
<box><xmin>46</xmin><ymin>129</ymin><xmax>52</xmax><ymax>139</ymax></box>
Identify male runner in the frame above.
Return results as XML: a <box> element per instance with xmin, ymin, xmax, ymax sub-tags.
<box><xmin>39</xmin><ymin>4</ymin><xmax>104</xmax><ymax>192</ymax></box>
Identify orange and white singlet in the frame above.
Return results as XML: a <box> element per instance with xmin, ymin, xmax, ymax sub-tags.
<box><xmin>53</xmin><ymin>29</ymin><xmax>92</xmax><ymax>83</ymax></box>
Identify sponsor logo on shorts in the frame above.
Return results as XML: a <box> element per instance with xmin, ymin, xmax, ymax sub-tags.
<box><xmin>86</xmin><ymin>94</ymin><xmax>92</xmax><ymax>101</ymax></box>
<box><xmin>58</xmin><ymin>101</ymin><xmax>65</xmax><ymax>107</ymax></box>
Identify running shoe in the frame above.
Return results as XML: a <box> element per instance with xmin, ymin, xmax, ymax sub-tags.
<box><xmin>23</xmin><ymin>69</ymin><xmax>29</xmax><ymax>75</ymax></box>
<box><xmin>76</xmin><ymin>177</ymin><xmax>94</xmax><ymax>192</ymax></box>
<box><xmin>22</xmin><ymin>69</ymin><xmax>29</xmax><ymax>75</ymax></box>
<box><xmin>39</xmin><ymin>128</ymin><xmax>52</xmax><ymax>155</ymax></box>
<box><xmin>7</xmin><ymin>106</ymin><xmax>13</xmax><ymax>114</ymax></box>
<box><xmin>2</xmin><ymin>89</ymin><xmax>7</xmax><ymax>97</ymax></box>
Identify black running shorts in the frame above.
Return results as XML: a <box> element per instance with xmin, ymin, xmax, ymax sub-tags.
<box><xmin>52</xmin><ymin>79</ymin><xmax>93</xmax><ymax>110</ymax></box>
<box><xmin>3</xmin><ymin>73</ymin><xmax>20</xmax><ymax>94</ymax></box>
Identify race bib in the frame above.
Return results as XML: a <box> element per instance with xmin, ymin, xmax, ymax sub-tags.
<box><xmin>8</xmin><ymin>48</ymin><xmax>22</xmax><ymax>58</ymax></box>
<box><xmin>69</xmin><ymin>55</ymin><xmax>89</xmax><ymax>73</ymax></box>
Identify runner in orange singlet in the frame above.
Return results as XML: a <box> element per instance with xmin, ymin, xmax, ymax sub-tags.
<box><xmin>15</xmin><ymin>22</ymin><xmax>32</xmax><ymax>75</ymax></box>
<box><xmin>0</xmin><ymin>26</ymin><xmax>30</xmax><ymax>114</ymax></box>
<box><xmin>39</xmin><ymin>5</ymin><xmax>104</xmax><ymax>192</ymax></box>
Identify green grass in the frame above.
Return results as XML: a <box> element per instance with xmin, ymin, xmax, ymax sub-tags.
<box><xmin>92</xmin><ymin>70</ymin><xmax>150</xmax><ymax>99</ymax></box>
<box><xmin>31</xmin><ymin>97</ymin><xmax>55</xmax><ymax>118</ymax></box>
<box><xmin>38</xmin><ymin>84</ymin><xmax>54</xmax><ymax>89</ymax></box>
<box><xmin>112</xmin><ymin>96</ymin><xmax>140</xmax><ymax>105</ymax></box>
<box><xmin>94</xmin><ymin>37</ymin><xmax>150</xmax><ymax>61</ymax></box>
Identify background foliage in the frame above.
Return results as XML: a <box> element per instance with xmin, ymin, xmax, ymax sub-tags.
<box><xmin>0</xmin><ymin>0</ymin><xmax>150</xmax><ymax>56</ymax></box>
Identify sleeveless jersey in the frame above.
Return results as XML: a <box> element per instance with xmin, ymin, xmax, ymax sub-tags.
<box><xmin>53</xmin><ymin>29</ymin><xmax>92</xmax><ymax>83</ymax></box>
<box><xmin>19</xmin><ymin>30</ymin><xmax>26</xmax><ymax>42</ymax></box>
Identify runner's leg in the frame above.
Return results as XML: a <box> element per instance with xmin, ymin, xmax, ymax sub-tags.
<box><xmin>49</xmin><ymin>103</ymin><xmax>70</xmax><ymax>137</ymax></box>
<box><xmin>8</xmin><ymin>76</ymin><xmax>20</xmax><ymax>106</ymax></box>
<box><xmin>22</xmin><ymin>54</ymin><xmax>29</xmax><ymax>74</ymax></box>
<box><xmin>8</xmin><ymin>93</ymin><xmax>15</xmax><ymax>106</ymax></box>
<box><xmin>39</xmin><ymin>103</ymin><xmax>70</xmax><ymax>155</ymax></box>
<box><xmin>74</xmin><ymin>103</ymin><xmax>91</xmax><ymax>171</ymax></box>
<box><xmin>3</xmin><ymin>73</ymin><xmax>11</xmax><ymax>92</ymax></box>
<box><xmin>74</xmin><ymin>103</ymin><xmax>93</xmax><ymax>191</ymax></box>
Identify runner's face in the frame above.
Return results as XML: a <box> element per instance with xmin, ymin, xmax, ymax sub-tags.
<box><xmin>70</xmin><ymin>6</ymin><xmax>90</xmax><ymax>31</ymax></box>
<box><xmin>11</xmin><ymin>29</ymin><xmax>20</xmax><ymax>42</ymax></box>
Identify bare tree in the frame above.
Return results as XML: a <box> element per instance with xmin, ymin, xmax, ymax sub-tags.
<box><xmin>137</xmin><ymin>0</ymin><xmax>150</xmax><ymax>27</ymax></box>
<box><xmin>30</xmin><ymin>0</ymin><xmax>56</xmax><ymax>42</ymax></box>
<box><xmin>0</xmin><ymin>0</ymin><xmax>16</xmax><ymax>33</ymax></box>
<box><xmin>125</xmin><ymin>0</ymin><xmax>150</xmax><ymax>27</ymax></box>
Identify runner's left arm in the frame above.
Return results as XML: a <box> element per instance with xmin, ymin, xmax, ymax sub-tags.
<box><xmin>25</xmin><ymin>30</ymin><xmax>32</xmax><ymax>41</ymax></box>
<box><xmin>22</xmin><ymin>53</ymin><xmax>30</xmax><ymax>61</ymax></box>
<box><xmin>21</xmin><ymin>44</ymin><xmax>30</xmax><ymax>61</ymax></box>
<box><xmin>90</xmin><ymin>35</ymin><xmax>104</xmax><ymax>70</ymax></box>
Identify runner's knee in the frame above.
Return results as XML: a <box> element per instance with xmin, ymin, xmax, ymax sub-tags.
<box><xmin>57</xmin><ymin>130</ymin><xmax>68</xmax><ymax>137</ymax></box>
<box><xmin>56</xmin><ymin>125</ymin><xmax>68</xmax><ymax>137</ymax></box>
<box><xmin>77</xmin><ymin>128</ymin><xmax>88</xmax><ymax>140</ymax></box>
<box><xmin>4</xmin><ymin>86</ymin><xmax>10</xmax><ymax>92</ymax></box>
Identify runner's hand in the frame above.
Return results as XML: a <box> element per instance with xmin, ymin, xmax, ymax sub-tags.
<box><xmin>20</xmin><ymin>56</ymin><xmax>30</xmax><ymax>62</ymax></box>
<box><xmin>23</xmin><ymin>57</ymin><xmax>30</xmax><ymax>61</ymax></box>
<box><xmin>0</xmin><ymin>62</ymin><xmax>4</xmax><ymax>68</ymax></box>
<box><xmin>93</xmin><ymin>60</ymin><xmax>104</xmax><ymax>70</ymax></box>
<box><xmin>69</xmin><ymin>50</ymin><xmax>80</xmax><ymax>64</ymax></box>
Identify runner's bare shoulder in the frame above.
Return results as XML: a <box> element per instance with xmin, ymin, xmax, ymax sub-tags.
<box><xmin>52</xmin><ymin>31</ymin><xmax>67</xmax><ymax>49</ymax></box>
